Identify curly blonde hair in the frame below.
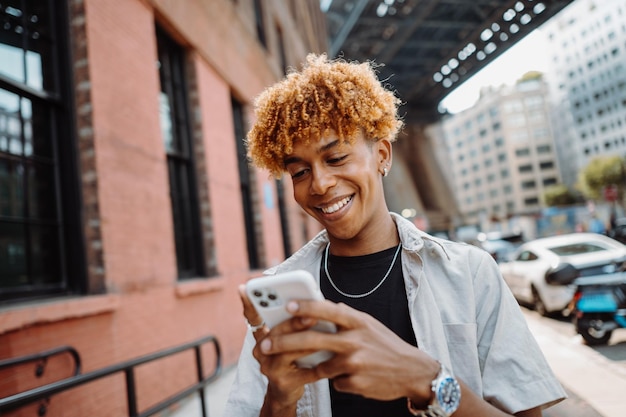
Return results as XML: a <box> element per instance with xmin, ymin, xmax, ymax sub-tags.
<box><xmin>246</xmin><ymin>54</ymin><xmax>404</xmax><ymax>176</ymax></box>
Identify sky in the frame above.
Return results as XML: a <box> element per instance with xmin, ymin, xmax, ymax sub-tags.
<box><xmin>439</xmin><ymin>29</ymin><xmax>551</xmax><ymax>114</ymax></box>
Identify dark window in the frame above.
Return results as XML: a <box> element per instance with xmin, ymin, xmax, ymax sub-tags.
<box><xmin>232</xmin><ymin>97</ymin><xmax>261</xmax><ymax>269</ymax></box>
<box><xmin>0</xmin><ymin>1</ymin><xmax>84</xmax><ymax>303</ymax></box>
<box><xmin>276</xmin><ymin>24</ymin><xmax>287</xmax><ymax>75</ymax></box>
<box><xmin>253</xmin><ymin>0</ymin><xmax>267</xmax><ymax>49</ymax></box>
<box><xmin>537</xmin><ymin>144</ymin><xmax>551</xmax><ymax>153</ymax></box>
<box><xmin>539</xmin><ymin>161</ymin><xmax>554</xmax><ymax>170</ymax></box>
<box><xmin>156</xmin><ymin>27</ymin><xmax>204</xmax><ymax>279</ymax></box>
<box><xmin>275</xmin><ymin>178</ymin><xmax>292</xmax><ymax>258</ymax></box>
<box><xmin>518</xmin><ymin>164</ymin><xmax>533</xmax><ymax>173</ymax></box>
<box><xmin>524</xmin><ymin>197</ymin><xmax>539</xmax><ymax>206</ymax></box>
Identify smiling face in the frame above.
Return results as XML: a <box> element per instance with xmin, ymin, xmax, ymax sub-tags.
<box><xmin>284</xmin><ymin>132</ymin><xmax>394</xmax><ymax>253</ymax></box>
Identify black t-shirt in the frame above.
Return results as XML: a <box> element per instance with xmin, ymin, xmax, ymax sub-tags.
<box><xmin>320</xmin><ymin>244</ymin><xmax>417</xmax><ymax>417</ymax></box>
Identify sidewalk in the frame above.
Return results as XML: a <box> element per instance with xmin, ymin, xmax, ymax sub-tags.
<box><xmin>165</xmin><ymin>364</ymin><xmax>236</xmax><ymax>417</ymax></box>
<box><xmin>174</xmin><ymin>311</ymin><xmax>626</xmax><ymax>417</ymax></box>
<box><xmin>523</xmin><ymin>310</ymin><xmax>626</xmax><ymax>417</ymax></box>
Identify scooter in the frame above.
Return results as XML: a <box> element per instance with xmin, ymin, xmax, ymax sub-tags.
<box><xmin>545</xmin><ymin>264</ymin><xmax>626</xmax><ymax>346</ymax></box>
<box><xmin>571</xmin><ymin>279</ymin><xmax>626</xmax><ymax>345</ymax></box>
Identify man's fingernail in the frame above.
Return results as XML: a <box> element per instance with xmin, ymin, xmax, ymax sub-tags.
<box><xmin>287</xmin><ymin>301</ymin><xmax>299</xmax><ymax>312</ymax></box>
<box><xmin>260</xmin><ymin>339</ymin><xmax>271</xmax><ymax>352</ymax></box>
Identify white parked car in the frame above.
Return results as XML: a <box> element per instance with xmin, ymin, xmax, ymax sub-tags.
<box><xmin>499</xmin><ymin>233</ymin><xmax>626</xmax><ymax>316</ymax></box>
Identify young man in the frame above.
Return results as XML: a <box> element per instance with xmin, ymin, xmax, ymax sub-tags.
<box><xmin>224</xmin><ymin>54</ymin><xmax>566</xmax><ymax>417</ymax></box>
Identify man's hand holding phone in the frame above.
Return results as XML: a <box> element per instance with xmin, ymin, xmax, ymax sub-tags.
<box><xmin>244</xmin><ymin>270</ymin><xmax>337</xmax><ymax>368</ymax></box>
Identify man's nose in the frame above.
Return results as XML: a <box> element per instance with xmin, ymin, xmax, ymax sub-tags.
<box><xmin>310</xmin><ymin>166</ymin><xmax>336</xmax><ymax>195</ymax></box>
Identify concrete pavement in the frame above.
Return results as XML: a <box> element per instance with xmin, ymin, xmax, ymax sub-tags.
<box><xmin>169</xmin><ymin>310</ymin><xmax>626</xmax><ymax>417</ymax></box>
<box><xmin>523</xmin><ymin>310</ymin><xmax>626</xmax><ymax>417</ymax></box>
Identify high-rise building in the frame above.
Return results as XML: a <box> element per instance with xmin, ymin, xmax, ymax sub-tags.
<box><xmin>435</xmin><ymin>73</ymin><xmax>561</xmax><ymax>227</ymax></box>
<box><xmin>544</xmin><ymin>0</ymin><xmax>626</xmax><ymax>187</ymax></box>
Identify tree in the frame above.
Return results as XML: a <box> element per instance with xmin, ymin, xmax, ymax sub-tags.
<box><xmin>577</xmin><ymin>155</ymin><xmax>625</xmax><ymax>201</ymax></box>
<box><xmin>543</xmin><ymin>184</ymin><xmax>577</xmax><ymax>207</ymax></box>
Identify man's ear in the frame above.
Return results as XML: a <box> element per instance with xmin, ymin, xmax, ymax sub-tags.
<box><xmin>376</xmin><ymin>138</ymin><xmax>393</xmax><ymax>170</ymax></box>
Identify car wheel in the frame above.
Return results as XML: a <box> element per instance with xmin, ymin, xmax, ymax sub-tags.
<box><xmin>531</xmin><ymin>286</ymin><xmax>548</xmax><ymax>317</ymax></box>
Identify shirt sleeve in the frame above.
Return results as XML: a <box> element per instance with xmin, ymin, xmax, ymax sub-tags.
<box><xmin>473</xmin><ymin>252</ymin><xmax>567</xmax><ymax>413</ymax></box>
<box><xmin>222</xmin><ymin>331</ymin><xmax>268</xmax><ymax>417</ymax></box>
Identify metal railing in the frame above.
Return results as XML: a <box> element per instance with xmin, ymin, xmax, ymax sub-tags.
<box><xmin>0</xmin><ymin>345</ymin><xmax>82</xmax><ymax>377</ymax></box>
<box><xmin>0</xmin><ymin>334</ymin><xmax>222</xmax><ymax>417</ymax></box>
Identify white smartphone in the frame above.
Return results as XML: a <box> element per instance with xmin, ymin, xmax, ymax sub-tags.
<box><xmin>245</xmin><ymin>270</ymin><xmax>337</xmax><ymax>368</ymax></box>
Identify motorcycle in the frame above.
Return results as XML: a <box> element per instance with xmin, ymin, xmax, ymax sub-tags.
<box><xmin>545</xmin><ymin>263</ymin><xmax>626</xmax><ymax>346</ymax></box>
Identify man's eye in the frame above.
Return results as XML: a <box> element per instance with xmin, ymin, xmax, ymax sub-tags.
<box><xmin>328</xmin><ymin>155</ymin><xmax>348</xmax><ymax>164</ymax></box>
<box><xmin>291</xmin><ymin>169</ymin><xmax>308</xmax><ymax>179</ymax></box>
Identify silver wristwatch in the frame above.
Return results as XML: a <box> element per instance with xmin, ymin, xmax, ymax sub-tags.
<box><xmin>407</xmin><ymin>363</ymin><xmax>461</xmax><ymax>417</ymax></box>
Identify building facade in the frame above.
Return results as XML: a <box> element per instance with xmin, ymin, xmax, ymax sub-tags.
<box><xmin>435</xmin><ymin>74</ymin><xmax>562</xmax><ymax>229</ymax></box>
<box><xmin>544</xmin><ymin>0</ymin><xmax>626</xmax><ymax>187</ymax></box>
<box><xmin>0</xmin><ymin>1</ymin><xmax>326</xmax><ymax>415</ymax></box>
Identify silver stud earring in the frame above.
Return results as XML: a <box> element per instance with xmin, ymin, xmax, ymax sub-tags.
<box><xmin>383</xmin><ymin>167</ymin><xmax>388</xmax><ymax>177</ymax></box>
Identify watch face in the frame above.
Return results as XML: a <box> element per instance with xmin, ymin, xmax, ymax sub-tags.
<box><xmin>436</xmin><ymin>376</ymin><xmax>461</xmax><ymax>414</ymax></box>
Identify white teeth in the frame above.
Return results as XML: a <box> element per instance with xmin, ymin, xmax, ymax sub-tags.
<box><xmin>321</xmin><ymin>196</ymin><xmax>352</xmax><ymax>214</ymax></box>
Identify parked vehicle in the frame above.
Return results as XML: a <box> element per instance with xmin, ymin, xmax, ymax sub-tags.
<box><xmin>608</xmin><ymin>217</ymin><xmax>626</xmax><ymax>244</ymax></box>
<box><xmin>498</xmin><ymin>233</ymin><xmax>626</xmax><ymax>316</ymax></box>
<box><xmin>478</xmin><ymin>238</ymin><xmax>518</xmax><ymax>263</ymax></box>
<box><xmin>475</xmin><ymin>231</ymin><xmax>523</xmax><ymax>263</ymax></box>
<box><xmin>546</xmin><ymin>264</ymin><xmax>626</xmax><ymax>345</ymax></box>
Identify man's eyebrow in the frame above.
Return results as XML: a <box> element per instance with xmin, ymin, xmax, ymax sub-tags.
<box><xmin>283</xmin><ymin>156</ymin><xmax>301</xmax><ymax>167</ymax></box>
<box><xmin>319</xmin><ymin>139</ymin><xmax>340</xmax><ymax>153</ymax></box>
<box><xmin>283</xmin><ymin>139</ymin><xmax>341</xmax><ymax>167</ymax></box>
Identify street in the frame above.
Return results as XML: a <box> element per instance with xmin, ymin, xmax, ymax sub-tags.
<box><xmin>532</xmin><ymin>309</ymin><xmax>626</xmax><ymax>375</ymax></box>
<box><xmin>522</xmin><ymin>307</ymin><xmax>626</xmax><ymax>417</ymax></box>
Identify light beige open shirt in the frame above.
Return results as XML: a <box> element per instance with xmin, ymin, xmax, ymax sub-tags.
<box><xmin>223</xmin><ymin>213</ymin><xmax>566</xmax><ymax>417</ymax></box>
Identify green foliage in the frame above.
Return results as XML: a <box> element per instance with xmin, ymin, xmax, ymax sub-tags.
<box><xmin>577</xmin><ymin>155</ymin><xmax>625</xmax><ymax>200</ymax></box>
<box><xmin>518</xmin><ymin>71</ymin><xmax>543</xmax><ymax>82</ymax></box>
<box><xmin>543</xmin><ymin>184</ymin><xmax>577</xmax><ymax>207</ymax></box>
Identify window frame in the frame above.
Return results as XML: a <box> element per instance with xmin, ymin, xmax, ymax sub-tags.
<box><xmin>232</xmin><ymin>97</ymin><xmax>263</xmax><ymax>270</ymax></box>
<box><xmin>0</xmin><ymin>0</ymin><xmax>85</xmax><ymax>303</ymax></box>
<box><xmin>156</xmin><ymin>26</ymin><xmax>205</xmax><ymax>279</ymax></box>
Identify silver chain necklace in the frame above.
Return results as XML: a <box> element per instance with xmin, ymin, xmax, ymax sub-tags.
<box><xmin>324</xmin><ymin>243</ymin><xmax>402</xmax><ymax>298</ymax></box>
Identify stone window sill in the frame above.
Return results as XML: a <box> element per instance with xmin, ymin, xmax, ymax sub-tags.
<box><xmin>0</xmin><ymin>294</ymin><xmax>121</xmax><ymax>335</ymax></box>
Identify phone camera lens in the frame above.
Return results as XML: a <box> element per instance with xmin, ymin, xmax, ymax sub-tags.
<box><xmin>268</xmin><ymin>293</ymin><xmax>277</xmax><ymax>300</ymax></box>
<box><xmin>260</xmin><ymin>300</ymin><xmax>269</xmax><ymax>307</ymax></box>
<box><xmin>253</xmin><ymin>290</ymin><xmax>262</xmax><ymax>298</ymax></box>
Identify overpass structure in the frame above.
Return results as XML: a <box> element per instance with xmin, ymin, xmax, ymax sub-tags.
<box><xmin>324</xmin><ymin>0</ymin><xmax>574</xmax><ymax>232</ymax></box>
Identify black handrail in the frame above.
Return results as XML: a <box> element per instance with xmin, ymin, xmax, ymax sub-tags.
<box><xmin>0</xmin><ymin>334</ymin><xmax>222</xmax><ymax>417</ymax></box>
<box><xmin>0</xmin><ymin>345</ymin><xmax>81</xmax><ymax>376</ymax></box>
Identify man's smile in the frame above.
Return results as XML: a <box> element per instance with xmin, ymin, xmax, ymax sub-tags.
<box><xmin>317</xmin><ymin>195</ymin><xmax>354</xmax><ymax>214</ymax></box>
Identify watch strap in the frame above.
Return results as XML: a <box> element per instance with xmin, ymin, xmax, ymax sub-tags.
<box><xmin>406</xmin><ymin>362</ymin><xmax>460</xmax><ymax>417</ymax></box>
<box><xmin>407</xmin><ymin>399</ymin><xmax>448</xmax><ymax>417</ymax></box>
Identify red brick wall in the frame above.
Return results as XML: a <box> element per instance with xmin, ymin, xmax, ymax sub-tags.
<box><xmin>0</xmin><ymin>0</ymin><xmax>327</xmax><ymax>415</ymax></box>
<box><xmin>86</xmin><ymin>0</ymin><xmax>177</xmax><ymax>290</ymax></box>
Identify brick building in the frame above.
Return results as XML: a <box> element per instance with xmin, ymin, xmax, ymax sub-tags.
<box><xmin>0</xmin><ymin>0</ymin><xmax>326</xmax><ymax>415</ymax></box>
